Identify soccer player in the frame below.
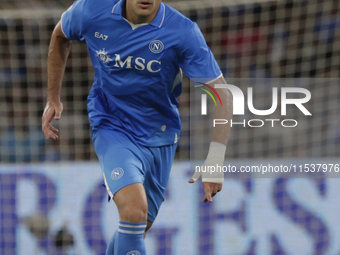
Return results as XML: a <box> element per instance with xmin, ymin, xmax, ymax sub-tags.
<box><xmin>41</xmin><ymin>0</ymin><xmax>232</xmax><ymax>254</ymax></box>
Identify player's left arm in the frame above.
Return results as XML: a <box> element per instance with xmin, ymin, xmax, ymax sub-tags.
<box><xmin>189</xmin><ymin>75</ymin><xmax>233</xmax><ymax>202</ymax></box>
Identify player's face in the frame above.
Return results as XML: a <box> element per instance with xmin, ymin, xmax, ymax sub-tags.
<box><xmin>125</xmin><ymin>0</ymin><xmax>162</xmax><ymax>24</ymax></box>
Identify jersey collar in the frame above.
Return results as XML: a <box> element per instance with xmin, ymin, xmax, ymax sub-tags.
<box><xmin>111</xmin><ymin>0</ymin><xmax>165</xmax><ymax>28</ymax></box>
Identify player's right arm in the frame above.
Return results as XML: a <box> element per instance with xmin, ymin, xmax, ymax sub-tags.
<box><xmin>42</xmin><ymin>21</ymin><xmax>71</xmax><ymax>140</ymax></box>
<box><xmin>178</xmin><ymin>22</ymin><xmax>231</xmax><ymax>202</ymax></box>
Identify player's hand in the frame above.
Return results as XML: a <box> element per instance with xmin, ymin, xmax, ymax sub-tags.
<box><xmin>188</xmin><ymin>142</ymin><xmax>226</xmax><ymax>202</ymax></box>
<box><xmin>188</xmin><ymin>159</ymin><xmax>224</xmax><ymax>202</ymax></box>
<box><xmin>202</xmin><ymin>182</ymin><xmax>222</xmax><ymax>202</ymax></box>
<box><xmin>42</xmin><ymin>100</ymin><xmax>63</xmax><ymax>140</ymax></box>
<box><xmin>189</xmin><ymin>176</ymin><xmax>223</xmax><ymax>202</ymax></box>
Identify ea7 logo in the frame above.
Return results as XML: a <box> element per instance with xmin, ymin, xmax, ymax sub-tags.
<box><xmin>204</xmin><ymin>84</ymin><xmax>312</xmax><ymax>116</ymax></box>
<box><xmin>95</xmin><ymin>32</ymin><xmax>109</xmax><ymax>41</ymax></box>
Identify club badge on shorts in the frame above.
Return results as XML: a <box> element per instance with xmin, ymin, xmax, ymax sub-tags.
<box><xmin>111</xmin><ymin>167</ymin><xmax>124</xmax><ymax>180</ymax></box>
<box><xmin>126</xmin><ymin>251</ymin><xmax>141</xmax><ymax>255</ymax></box>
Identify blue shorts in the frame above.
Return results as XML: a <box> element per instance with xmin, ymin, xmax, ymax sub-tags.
<box><xmin>91</xmin><ymin>127</ymin><xmax>177</xmax><ymax>222</ymax></box>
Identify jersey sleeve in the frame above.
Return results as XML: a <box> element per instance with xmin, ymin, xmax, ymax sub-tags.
<box><xmin>178</xmin><ymin>23</ymin><xmax>222</xmax><ymax>83</ymax></box>
<box><xmin>61</xmin><ymin>0</ymin><xmax>86</xmax><ymax>42</ymax></box>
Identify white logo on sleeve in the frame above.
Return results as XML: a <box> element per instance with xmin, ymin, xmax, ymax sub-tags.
<box><xmin>111</xmin><ymin>167</ymin><xmax>124</xmax><ymax>180</ymax></box>
<box><xmin>149</xmin><ymin>40</ymin><xmax>164</xmax><ymax>53</ymax></box>
<box><xmin>96</xmin><ymin>48</ymin><xmax>112</xmax><ymax>64</ymax></box>
<box><xmin>126</xmin><ymin>251</ymin><xmax>141</xmax><ymax>255</ymax></box>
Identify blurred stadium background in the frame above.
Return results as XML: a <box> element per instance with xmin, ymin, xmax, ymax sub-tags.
<box><xmin>0</xmin><ymin>0</ymin><xmax>340</xmax><ymax>254</ymax></box>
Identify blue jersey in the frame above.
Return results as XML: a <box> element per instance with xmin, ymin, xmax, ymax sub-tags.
<box><xmin>61</xmin><ymin>0</ymin><xmax>222</xmax><ymax>146</ymax></box>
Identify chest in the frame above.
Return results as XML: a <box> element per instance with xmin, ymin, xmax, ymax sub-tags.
<box><xmin>84</xmin><ymin>19</ymin><xmax>178</xmax><ymax>74</ymax></box>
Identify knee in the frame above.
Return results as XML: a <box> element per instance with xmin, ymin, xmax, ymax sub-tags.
<box><xmin>114</xmin><ymin>183</ymin><xmax>148</xmax><ymax>223</ymax></box>
<box><xmin>120</xmin><ymin>204</ymin><xmax>148</xmax><ymax>223</ymax></box>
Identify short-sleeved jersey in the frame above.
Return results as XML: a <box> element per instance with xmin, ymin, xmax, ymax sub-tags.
<box><xmin>61</xmin><ymin>0</ymin><xmax>222</xmax><ymax>147</ymax></box>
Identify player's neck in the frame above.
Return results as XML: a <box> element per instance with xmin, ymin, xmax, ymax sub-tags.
<box><xmin>125</xmin><ymin>14</ymin><xmax>151</xmax><ymax>24</ymax></box>
<box><xmin>124</xmin><ymin>1</ymin><xmax>160</xmax><ymax>25</ymax></box>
